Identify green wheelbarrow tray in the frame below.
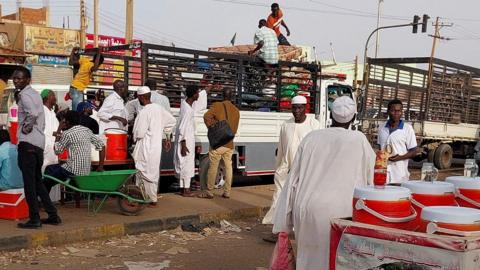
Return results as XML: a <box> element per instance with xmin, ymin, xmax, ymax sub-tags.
<box><xmin>73</xmin><ymin>169</ymin><xmax>137</xmax><ymax>192</ymax></box>
<box><xmin>43</xmin><ymin>169</ymin><xmax>150</xmax><ymax>216</ymax></box>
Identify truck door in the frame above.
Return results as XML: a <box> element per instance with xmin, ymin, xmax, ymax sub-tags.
<box><xmin>318</xmin><ymin>79</ymin><xmax>355</xmax><ymax>128</ymax></box>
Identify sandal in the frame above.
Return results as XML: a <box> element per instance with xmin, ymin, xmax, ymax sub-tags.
<box><xmin>198</xmin><ymin>192</ymin><xmax>214</xmax><ymax>199</ymax></box>
<box><xmin>181</xmin><ymin>188</ymin><xmax>196</xmax><ymax>197</ymax></box>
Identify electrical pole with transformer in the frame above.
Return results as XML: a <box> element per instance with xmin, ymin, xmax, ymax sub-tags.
<box><xmin>425</xmin><ymin>17</ymin><xmax>453</xmax><ymax>116</ymax></box>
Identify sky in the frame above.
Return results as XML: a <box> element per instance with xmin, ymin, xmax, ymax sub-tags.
<box><xmin>1</xmin><ymin>0</ymin><xmax>480</xmax><ymax>66</ymax></box>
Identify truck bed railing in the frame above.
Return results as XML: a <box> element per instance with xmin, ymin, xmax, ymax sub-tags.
<box><xmin>362</xmin><ymin>57</ymin><xmax>480</xmax><ymax>126</ymax></box>
<box><xmin>85</xmin><ymin>43</ymin><xmax>320</xmax><ymax>113</ymax></box>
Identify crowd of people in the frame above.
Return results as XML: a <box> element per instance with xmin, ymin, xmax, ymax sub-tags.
<box><xmin>5</xmin><ymin>57</ymin><xmax>242</xmax><ymax>228</ymax></box>
<box><xmin>1</xmin><ymin>4</ymin><xmax>422</xmax><ymax>267</ymax></box>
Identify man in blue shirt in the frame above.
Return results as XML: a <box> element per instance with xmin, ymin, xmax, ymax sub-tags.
<box><xmin>0</xmin><ymin>130</ymin><xmax>23</xmax><ymax>190</ymax></box>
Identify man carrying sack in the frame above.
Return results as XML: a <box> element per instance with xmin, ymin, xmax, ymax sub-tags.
<box><xmin>201</xmin><ymin>88</ymin><xmax>240</xmax><ymax>199</ymax></box>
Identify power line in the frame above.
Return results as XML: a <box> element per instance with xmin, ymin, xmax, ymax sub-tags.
<box><xmin>212</xmin><ymin>0</ymin><xmax>410</xmax><ymax>21</ymax></box>
<box><xmin>85</xmin><ymin>5</ymin><xmax>207</xmax><ymax>48</ymax></box>
<box><xmin>309</xmin><ymin>0</ymin><xmax>410</xmax><ymax>21</ymax></box>
<box><xmin>86</xmin><ymin>11</ymin><xmax>172</xmax><ymax>46</ymax></box>
<box><xmin>97</xmin><ymin>7</ymin><xmax>208</xmax><ymax>47</ymax></box>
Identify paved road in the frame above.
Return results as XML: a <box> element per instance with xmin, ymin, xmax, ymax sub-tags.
<box><xmin>0</xmin><ymin>219</ymin><xmax>275</xmax><ymax>270</ymax></box>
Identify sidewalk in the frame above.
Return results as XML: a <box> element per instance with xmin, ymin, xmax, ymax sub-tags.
<box><xmin>0</xmin><ymin>185</ymin><xmax>274</xmax><ymax>252</ymax></box>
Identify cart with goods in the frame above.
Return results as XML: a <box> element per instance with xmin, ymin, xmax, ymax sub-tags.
<box><xmin>43</xmin><ymin>169</ymin><xmax>148</xmax><ymax>215</ymax></box>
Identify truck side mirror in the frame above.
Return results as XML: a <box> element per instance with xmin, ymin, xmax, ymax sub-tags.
<box><xmin>327</xmin><ymin>118</ymin><xmax>333</xmax><ymax>127</ymax></box>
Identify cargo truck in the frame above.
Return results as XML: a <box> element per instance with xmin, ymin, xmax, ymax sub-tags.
<box><xmin>359</xmin><ymin>57</ymin><xmax>480</xmax><ymax>169</ymax></box>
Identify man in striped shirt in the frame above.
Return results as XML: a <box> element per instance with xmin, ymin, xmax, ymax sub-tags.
<box><xmin>43</xmin><ymin>111</ymin><xmax>105</xmax><ymax>201</ymax></box>
<box><xmin>248</xmin><ymin>19</ymin><xmax>279</xmax><ymax>66</ymax></box>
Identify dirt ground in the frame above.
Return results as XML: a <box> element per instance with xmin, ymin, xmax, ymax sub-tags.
<box><xmin>0</xmin><ymin>219</ymin><xmax>275</xmax><ymax>270</ymax></box>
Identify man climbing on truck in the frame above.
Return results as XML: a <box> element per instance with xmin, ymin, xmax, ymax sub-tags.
<box><xmin>69</xmin><ymin>48</ymin><xmax>104</xmax><ymax>111</ymax></box>
<box><xmin>266</xmin><ymin>3</ymin><xmax>291</xmax><ymax>45</ymax></box>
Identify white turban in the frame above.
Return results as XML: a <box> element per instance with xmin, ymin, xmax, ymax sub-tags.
<box><xmin>137</xmin><ymin>86</ymin><xmax>151</xmax><ymax>95</ymax></box>
<box><xmin>331</xmin><ymin>96</ymin><xmax>356</xmax><ymax>123</ymax></box>
<box><xmin>291</xmin><ymin>95</ymin><xmax>307</xmax><ymax>105</ymax></box>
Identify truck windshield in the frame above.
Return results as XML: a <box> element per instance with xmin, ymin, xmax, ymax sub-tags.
<box><xmin>327</xmin><ymin>85</ymin><xmax>353</xmax><ymax>110</ymax></box>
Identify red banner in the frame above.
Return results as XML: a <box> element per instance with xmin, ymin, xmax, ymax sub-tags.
<box><xmin>86</xmin><ymin>34</ymin><xmax>141</xmax><ymax>57</ymax></box>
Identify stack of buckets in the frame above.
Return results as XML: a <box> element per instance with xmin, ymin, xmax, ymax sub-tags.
<box><xmin>279</xmin><ymin>84</ymin><xmax>311</xmax><ymax>113</ymax></box>
<box><xmin>353</xmin><ymin>149</ymin><xmax>417</xmax><ymax>230</ymax></box>
<box><xmin>353</xmin><ymin>155</ymin><xmax>480</xmax><ymax>236</ymax></box>
<box><xmin>280</xmin><ymin>84</ymin><xmax>297</xmax><ymax>111</ymax></box>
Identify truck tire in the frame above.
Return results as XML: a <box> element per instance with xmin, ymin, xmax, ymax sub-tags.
<box><xmin>199</xmin><ymin>156</ymin><xmax>225</xmax><ymax>190</ymax></box>
<box><xmin>433</xmin><ymin>144</ymin><xmax>453</xmax><ymax>169</ymax></box>
<box><xmin>427</xmin><ymin>149</ymin><xmax>435</xmax><ymax>163</ymax></box>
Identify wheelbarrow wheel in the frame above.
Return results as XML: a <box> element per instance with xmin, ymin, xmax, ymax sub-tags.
<box><xmin>117</xmin><ymin>185</ymin><xmax>146</xmax><ymax>216</ymax></box>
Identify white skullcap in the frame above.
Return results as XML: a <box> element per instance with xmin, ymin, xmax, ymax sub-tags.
<box><xmin>291</xmin><ymin>95</ymin><xmax>307</xmax><ymax>105</ymax></box>
<box><xmin>331</xmin><ymin>96</ymin><xmax>356</xmax><ymax>123</ymax></box>
<box><xmin>137</xmin><ymin>86</ymin><xmax>151</xmax><ymax>95</ymax></box>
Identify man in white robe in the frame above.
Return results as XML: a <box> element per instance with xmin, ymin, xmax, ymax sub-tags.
<box><xmin>132</xmin><ymin>86</ymin><xmax>176</xmax><ymax>206</ymax></box>
<box><xmin>273</xmin><ymin>96</ymin><xmax>375</xmax><ymax>270</ymax></box>
<box><xmin>41</xmin><ymin>89</ymin><xmax>61</xmax><ymax>202</ymax></box>
<box><xmin>97</xmin><ymin>80</ymin><xmax>128</xmax><ymax>135</ymax></box>
<box><xmin>126</xmin><ymin>78</ymin><xmax>171</xmax><ymax>125</ymax></box>
<box><xmin>41</xmin><ymin>89</ymin><xmax>59</xmax><ymax>172</ymax></box>
<box><xmin>174</xmin><ymin>84</ymin><xmax>207</xmax><ymax>197</ymax></box>
<box><xmin>262</xmin><ymin>96</ymin><xmax>319</xmax><ymax>232</ymax></box>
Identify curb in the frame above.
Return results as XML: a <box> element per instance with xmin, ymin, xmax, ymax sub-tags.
<box><xmin>0</xmin><ymin>206</ymin><xmax>269</xmax><ymax>252</ymax></box>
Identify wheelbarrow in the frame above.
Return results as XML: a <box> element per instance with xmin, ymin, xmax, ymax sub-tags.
<box><xmin>43</xmin><ymin>169</ymin><xmax>149</xmax><ymax>216</ymax></box>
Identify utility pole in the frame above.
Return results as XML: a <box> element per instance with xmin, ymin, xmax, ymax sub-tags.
<box><xmin>16</xmin><ymin>0</ymin><xmax>21</xmax><ymax>20</ymax></box>
<box><xmin>426</xmin><ymin>17</ymin><xmax>453</xmax><ymax>108</ymax></box>
<box><xmin>125</xmin><ymin>0</ymin><xmax>134</xmax><ymax>43</ymax></box>
<box><xmin>94</xmin><ymin>0</ymin><xmax>99</xmax><ymax>47</ymax></box>
<box><xmin>80</xmin><ymin>0</ymin><xmax>87</xmax><ymax>48</ymax></box>
<box><xmin>43</xmin><ymin>0</ymin><xmax>50</xmax><ymax>26</ymax></box>
<box><xmin>374</xmin><ymin>0</ymin><xmax>383</xmax><ymax>58</ymax></box>
<box><xmin>427</xmin><ymin>17</ymin><xmax>441</xmax><ymax>87</ymax></box>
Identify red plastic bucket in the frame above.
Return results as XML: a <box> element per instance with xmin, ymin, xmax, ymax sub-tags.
<box><xmin>402</xmin><ymin>181</ymin><xmax>457</xmax><ymax>231</ymax></box>
<box><xmin>353</xmin><ymin>186</ymin><xmax>416</xmax><ymax>230</ymax></box>
<box><xmin>8</xmin><ymin>122</ymin><xmax>18</xmax><ymax>145</ymax></box>
<box><xmin>105</xmin><ymin>129</ymin><xmax>127</xmax><ymax>160</ymax></box>
<box><xmin>420</xmin><ymin>206</ymin><xmax>480</xmax><ymax>236</ymax></box>
<box><xmin>446</xmin><ymin>176</ymin><xmax>480</xmax><ymax>208</ymax></box>
<box><xmin>279</xmin><ymin>97</ymin><xmax>292</xmax><ymax>110</ymax></box>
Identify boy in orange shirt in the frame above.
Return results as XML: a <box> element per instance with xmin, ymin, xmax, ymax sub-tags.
<box><xmin>266</xmin><ymin>3</ymin><xmax>291</xmax><ymax>46</ymax></box>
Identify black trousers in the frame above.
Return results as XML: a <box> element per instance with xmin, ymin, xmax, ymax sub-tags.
<box><xmin>278</xmin><ymin>34</ymin><xmax>290</xmax><ymax>46</ymax></box>
<box><xmin>18</xmin><ymin>142</ymin><xmax>58</xmax><ymax>221</ymax></box>
<box><xmin>44</xmin><ymin>164</ymin><xmax>73</xmax><ymax>193</ymax></box>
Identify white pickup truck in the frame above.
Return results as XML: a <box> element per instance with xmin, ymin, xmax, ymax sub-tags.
<box><xmin>0</xmin><ymin>43</ymin><xmax>356</xmax><ymax>188</ymax></box>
